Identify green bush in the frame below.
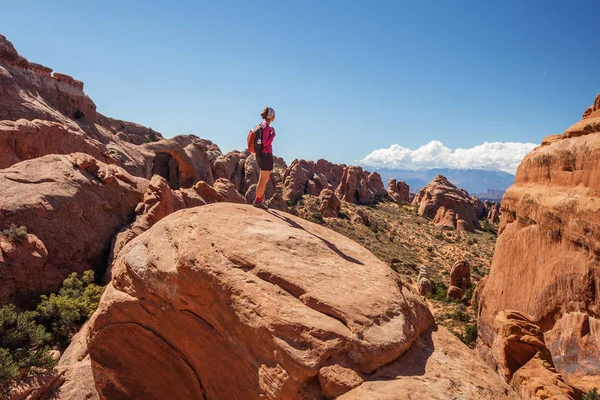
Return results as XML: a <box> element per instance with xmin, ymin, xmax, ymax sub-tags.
<box><xmin>0</xmin><ymin>305</ymin><xmax>55</xmax><ymax>385</ymax></box>
<box><xmin>450</xmin><ymin>304</ymin><xmax>470</xmax><ymax>322</ymax></box>
<box><xmin>147</xmin><ymin>128</ymin><xmax>159</xmax><ymax>142</ymax></box>
<box><xmin>1</xmin><ymin>224</ymin><xmax>28</xmax><ymax>242</ymax></box>
<box><xmin>0</xmin><ymin>271</ymin><xmax>103</xmax><ymax>385</ymax></box>
<box><xmin>457</xmin><ymin>324</ymin><xmax>478</xmax><ymax>347</ymax></box>
<box><xmin>584</xmin><ymin>388</ymin><xmax>599</xmax><ymax>400</ymax></box>
<box><xmin>466</xmin><ymin>237</ymin><xmax>478</xmax><ymax>245</ymax></box>
<box><xmin>428</xmin><ymin>280</ymin><xmax>449</xmax><ymax>303</ymax></box>
<box><xmin>481</xmin><ymin>220</ymin><xmax>497</xmax><ymax>235</ymax></box>
<box><xmin>37</xmin><ymin>271</ymin><xmax>104</xmax><ymax>346</ymax></box>
<box><xmin>463</xmin><ymin>284</ymin><xmax>475</xmax><ymax>303</ymax></box>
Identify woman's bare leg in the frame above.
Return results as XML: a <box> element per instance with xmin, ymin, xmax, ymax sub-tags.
<box><xmin>256</xmin><ymin>170</ymin><xmax>271</xmax><ymax>201</ymax></box>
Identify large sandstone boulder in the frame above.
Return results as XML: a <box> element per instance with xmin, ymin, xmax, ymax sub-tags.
<box><xmin>87</xmin><ymin>203</ymin><xmax>438</xmax><ymax>399</ymax></box>
<box><xmin>478</xmin><ymin>95</ymin><xmax>600</xmax><ymax>393</ymax></box>
<box><xmin>450</xmin><ymin>260</ymin><xmax>471</xmax><ymax>292</ymax></box>
<box><xmin>412</xmin><ymin>175</ymin><xmax>483</xmax><ymax>231</ymax></box>
<box><xmin>0</xmin><ymin>153</ymin><xmax>145</xmax><ymax>304</ymax></box>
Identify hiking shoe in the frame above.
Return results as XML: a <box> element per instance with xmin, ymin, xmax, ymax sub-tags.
<box><xmin>253</xmin><ymin>200</ymin><xmax>268</xmax><ymax>210</ymax></box>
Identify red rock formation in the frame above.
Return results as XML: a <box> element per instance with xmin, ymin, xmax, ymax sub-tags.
<box><xmin>213</xmin><ymin>178</ymin><xmax>247</xmax><ymax>204</ymax></box>
<box><xmin>336</xmin><ymin>166</ymin><xmax>387</xmax><ymax>205</ymax></box>
<box><xmin>511</xmin><ymin>354</ymin><xmax>580</xmax><ymax>400</ymax></box>
<box><xmin>0</xmin><ymin>154</ymin><xmax>145</xmax><ymax>304</ymax></box>
<box><xmin>450</xmin><ymin>260</ymin><xmax>471</xmax><ymax>292</ymax></box>
<box><xmin>387</xmin><ymin>178</ymin><xmax>410</xmax><ymax>203</ymax></box>
<box><xmin>212</xmin><ymin>150</ymin><xmax>245</xmax><ymax>187</ymax></box>
<box><xmin>0</xmin><ymin>35</ymin><xmax>96</xmax><ymax>121</ymax></box>
<box><xmin>471</xmin><ymin>275</ymin><xmax>488</xmax><ymax>307</ymax></box>
<box><xmin>144</xmin><ymin>135</ymin><xmax>219</xmax><ymax>188</ymax></box>
<box><xmin>478</xmin><ymin>95</ymin><xmax>600</xmax><ymax>393</ymax></box>
<box><xmin>0</xmin><ymin>119</ymin><xmax>107</xmax><ymax>169</ymax></box>
<box><xmin>266</xmin><ymin>193</ymin><xmax>289</xmax><ymax>212</ymax></box>
<box><xmin>319</xmin><ymin>188</ymin><xmax>341</xmax><ymax>218</ymax></box>
<box><xmin>484</xmin><ymin>200</ymin><xmax>501</xmax><ymax>224</ymax></box>
<box><xmin>485</xmin><ymin>311</ymin><xmax>547</xmax><ymax>382</ymax></box>
<box><xmin>282</xmin><ymin>159</ymin><xmax>344</xmax><ymax>205</ymax></box>
<box><xmin>412</xmin><ymin>175</ymin><xmax>482</xmax><ymax>232</ymax></box>
<box><xmin>447</xmin><ymin>285</ymin><xmax>463</xmax><ymax>301</ymax></box>
<box><xmin>544</xmin><ymin>312</ymin><xmax>600</xmax><ymax>393</ymax></box>
<box><xmin>318</xmin><ymin>365</ymin><xmax>363</xmax><ymax>399</ymax></box>
<box><xmin>108</xmin><ymin>175</ymin><xmax>187</xmax><ymax>271</ymax></box>
<box><xmin>0</xmin><ymin>233</ymin><xmax>48</xmax><ymax>306</ymax></box>
<box><xmin>478</xmin><ymin>311</ymin><xmax>581</xmax><ymax>399</ymax></box>
<box><xmin>88</xmin><ymin>203</ymin><xmax>435</xmax><ymax>399</ymax></box>
<box><xmin>562</xmin><ymin>93</ymin><xmax>600</xmax><ymax>138</ymax></box>
<box><xmin>338</xmin><ymin>326</ymin><xmax>515</xmax><ymax>399</ymax></box>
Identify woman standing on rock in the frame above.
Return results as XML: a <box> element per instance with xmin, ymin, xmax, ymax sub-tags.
<box><xmin>253</xmin><ymin>106</ymin><xmax>276</xmax><ymax>209</ymax></box>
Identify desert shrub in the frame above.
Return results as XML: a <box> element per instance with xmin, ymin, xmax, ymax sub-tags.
<box><xmin>456</xmin><ymin>324</ymin><xmax>478</xmax><ymax>347</ymax></box>
<box><xmin>309</xmin><ymin>212</ymin><xmax>324</xmax><ymax>224</ymax></box>
<box><xmin>0</xmin><ymin>305</ymin><xmax>55</xmax><ymax>385</ymax></box>
<box><xmin>1</xmin><ymin>224</ymin><xmax>28</xmax><ymax>242</ymax></box>
<box><xmin>450</xmin><ymin>304</ymin><xmax>470</xmax><ymax>322</ymax></box>
<box><xmin>0</xmin><ymin>271</ymin><xmax>103</xmax><ymax>386</ymax></box>
<box><xmin>481</xmin><ymin>220</ymin><xmax>497</xmax><ymax>235</ymax></box>
<box><xmin>428</xmin><ymin>280</ymin><xmax>449</xmax><ymax>303</ymax></box>
<box><xmin>467</xmin><ymin>237</ymin><xmax>478</xmax><ymax>245</ymax></box>
<box><xmin>434</xmin><ymin>232</ymin><xmax>444</xmax><ymax>240</ymax></box>
<box><xmin>372</xmin><ymin>192</ymin><xmax>389</xmax><ymax>204</ymax></box>
<box><xmin>463</xmin><ymin>284</ymin><xmax>475</xmax><ymax>303</ymax></box>
<box><xmin>37</xmin><ymin>271</ymin><xmax>104</xmax><ymax>346</ymax></box>
<box><xmin>583</xmin><ymin>388</ymin><xmax>599</xmax><ymax>400</ymax></box>
<box><xmin>147</xmin><ymin>128</ymin><xmax>159</xmax><ymax>142</ymax></box>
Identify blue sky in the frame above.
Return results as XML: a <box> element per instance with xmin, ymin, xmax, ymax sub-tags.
<box><xmin>2</xmin><ymin>1</ymin><xmax>599</xmax><ymax>170</ymax></box>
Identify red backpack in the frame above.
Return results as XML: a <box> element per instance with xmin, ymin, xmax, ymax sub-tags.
<box><xmin>247</xmin><ymin>125</ymin><xmax>263</xmax><ymax>154</ymax></box>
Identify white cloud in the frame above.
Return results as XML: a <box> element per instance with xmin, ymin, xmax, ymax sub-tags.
<box><xmin>361</xmin><ymin>140</ymin><xmax>537</xmax><ymax>174</ymax></box>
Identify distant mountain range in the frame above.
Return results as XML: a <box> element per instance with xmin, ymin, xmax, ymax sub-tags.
<box><xmin>361</xmin><ymin>166</ymin><xmax>515</xmax><ymax>200</ymax></box>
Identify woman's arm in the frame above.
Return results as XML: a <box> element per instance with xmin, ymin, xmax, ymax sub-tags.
<box><xmin>263</xmin><ymin>127</ymin><xmax>276</xmax><ymax>147</ymax></box>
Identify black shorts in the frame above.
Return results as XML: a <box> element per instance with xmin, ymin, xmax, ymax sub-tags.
<box><xmin>256</xmin><ymin>153</ymin><xmax>274</xmax><ymax>171</ymax></box>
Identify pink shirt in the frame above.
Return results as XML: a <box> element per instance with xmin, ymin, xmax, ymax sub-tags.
<box><xmin>260</xmin><ymin>120</ymin><xmax>276</xmax><ymax>154</ymax></box>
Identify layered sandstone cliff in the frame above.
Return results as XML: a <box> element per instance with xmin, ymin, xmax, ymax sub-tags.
<box><xmin>478</xmin><ymin>94</ymin><xmax>600</xmax><ymax>395</ymax></box>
